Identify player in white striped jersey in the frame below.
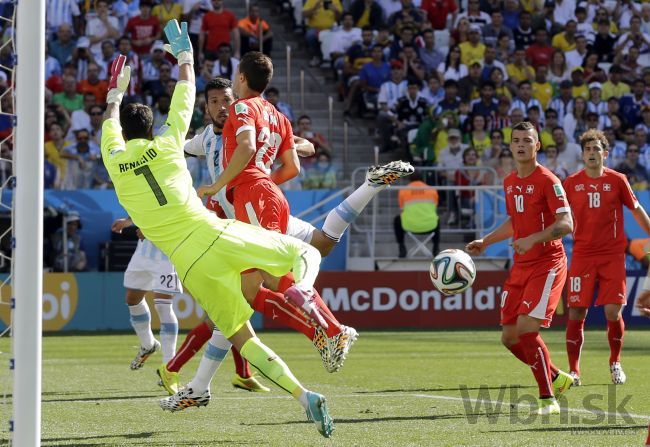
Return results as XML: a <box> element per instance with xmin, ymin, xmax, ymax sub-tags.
<box><xmin>112</xmin><ymin>217</ymin><xmax>179</xmax><ymax>371</ymax></box>
<box><xmin>156</xmin><ymin>76</ymin><xmax>413</xmax><ymax>398</ymax></box>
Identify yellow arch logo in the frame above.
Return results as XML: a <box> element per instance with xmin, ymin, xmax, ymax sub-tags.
<box><xmin>0</xmin><ymin>274</ymin><xmax>78</xmax><ymax>331</ymax></box>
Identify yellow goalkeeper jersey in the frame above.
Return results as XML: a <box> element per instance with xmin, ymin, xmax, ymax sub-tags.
<box><xmin>100</xmin><ymin>81</ymin><xmax>216</xmax><ymax>256</ymax></box>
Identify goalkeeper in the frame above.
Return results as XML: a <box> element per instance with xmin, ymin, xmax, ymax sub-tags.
<box><xmin>100</xmin><ymin>20</ymin><xmax>333</xmax><ymax>438</ymax></box>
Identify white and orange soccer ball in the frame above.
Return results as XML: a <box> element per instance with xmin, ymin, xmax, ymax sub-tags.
<box><xmin>429</xmin><ymin>249</ymin><xmax>476</xmax><ymax>295</ymax></box>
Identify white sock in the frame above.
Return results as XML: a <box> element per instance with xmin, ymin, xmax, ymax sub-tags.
<box><xmin>298</xmin><ymin>390</ymin><xmax>310</xmax><ymax>411</ymax></box>
<box><xmin>322</xmin><ymin>182</ymin><xmax>386</xmax><ymax>241</ymax></box>
<box><xmin>154</xmin><ymin>298</ymin><xmax>178</xmax><ymax>363</ymax></box>
<box><xmin>188</xmin><ymin>330</ymin><xmax>232</xmax><ymax>392</ymax></box>
<box><xmin>128</xmin><ymin>300</ymin><xmax>155</xmax><ymax>349</ymax></box>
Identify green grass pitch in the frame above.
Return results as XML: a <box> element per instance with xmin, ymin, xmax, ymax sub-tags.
<box><xmin>0</xmin><ymin>329</ymin><xmax>648</xmax><ymax>446</ymax></box>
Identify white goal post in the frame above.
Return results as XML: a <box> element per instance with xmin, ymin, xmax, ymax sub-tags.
<box><xmin>12</xmin><ymin>0</ymin><xmax>45</xmax><ymax>444</ymax></box>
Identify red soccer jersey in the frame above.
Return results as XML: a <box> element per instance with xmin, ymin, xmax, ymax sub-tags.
<box><xmin>222</xmin><ymin>96</ymin><xmax>294</xmax><ymax>189</ymax></box>
<box><xmin>504</xmin><ymin>165</ymin><xmax>570</xmax><ymax>265</ymax></box>
<box><xmin>125</xmin><ymin>16</ymin><xmax>161</xmax><ymax>55</ymax></box>
<box><xmin>564</xmin><ymin>167</ymin><xmax>638</xmax><ymax>257</ymax></box>
<box><xmin>201</xmin><ymin>9</ymin><xmax>237</xmax><ymax>52</ymax></box>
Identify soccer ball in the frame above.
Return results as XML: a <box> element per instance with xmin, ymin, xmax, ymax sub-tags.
<box><xmin>429</xmin><ymin>249</ymin><xmax>476</xmax><ymax>295</ymax></box>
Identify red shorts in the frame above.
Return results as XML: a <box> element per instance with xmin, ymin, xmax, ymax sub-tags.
<box><xmin>567</xmin><ymin>253</ymin><xmax>627</xmax><ymax>308</ymax></box>
<box><xmin>206</xmin><ymin>196</ymin><xmax>227</xmax><ymax>219</ymax></box>
<box><xmin>232</xmin><ymin>179</ymin><xmax>290</xmax><ymax>234</ymax></box>
<box><xmin>501</xmin><ymin>257</ymin><xmax>567</xmax><ymax>328</ymax></box>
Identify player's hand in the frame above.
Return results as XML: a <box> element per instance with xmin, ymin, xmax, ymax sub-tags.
<box><xmin>135</xmin><ymin>228</ymin><xmax>145</xmax><ymax>241</ymax></box>
<box><xmin>111</xmin><ymin>218</ymin><xmax>131</xmax><ymax>233</ymax></box>
<box><xmin>636</xmin><ymin>289</ymin><xmax>650</xmax><ymax>317</ymax></box>
<box><xmin>465</xmin><ymin>239</ymin><xmax>485</xmax><ymax>256</ymax></box>
<box><xmin>107</xmin><ymin>55</ymin><xmax>130</xmax><ymax>104</ymax></box>
<box><xmin>163</xmin><ymin>20</ymin><xmax>193</xmax><ymax>65</ymax></box>
<box><xmin>197</xmin><ymin>183</ymin><xmax>218</xmax><ymax>199</ymax></box>
<box><xmin>512</xmin><ymin>236</ymin><xmax>535</xmax><ymax>255</ymax></box>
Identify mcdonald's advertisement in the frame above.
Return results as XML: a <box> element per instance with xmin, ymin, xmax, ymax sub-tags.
<box><xmin>0</xmin><ymin>272</ymin><xmax>649</xmax><ymax>332</ymax></box>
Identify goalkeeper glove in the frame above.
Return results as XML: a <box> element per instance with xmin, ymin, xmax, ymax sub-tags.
<box><xmin>107</xmin><ymin>55</ymin><xmax>131</xmax><ymax>105</ymax></box>
<box><xmin>164</xmin><ymin>20</ymin><xmax>193</xmax><ymax>66</ymax></box>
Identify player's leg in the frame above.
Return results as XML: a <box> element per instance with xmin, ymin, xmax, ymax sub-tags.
<box><xmin>321</xmin><ymin>160</ymin><xmax>414</xmax><ymax>247</ymax></box>
<box><xmin>124</xmin><ymin>267</ymin><xmax>160</xmax><ymax>370</ymax></box>
<box><xmin>566</xmin><ymin>307</ymin><xmax>588</xmax><ymax>385</ymax></box>
<box><xmin>162</xmin><ymin>251</ymin><xmax>333</xmax><ymax>437</ymax></box>
<box><xmin>517</xmin><ymin>261</ymin><xmax>572</xmax><ymax>414</ymax></box>
<box><xmin>229</xmin><ymin>322</ymin><xmax>333</xmax><ymax>438</ymax></box>
<box><xmin>152</xmin><ymin>293</ymin><xmax>178</xmax><ymax>364</ymax></box>
<box><xmin>597</xmin><ymin>255</ymin><xmax>628</xmax><ymax>384</ymax></box>
<box><xmin>158</xmin><ymin>317</ymin><xmax>214</xmax><ymax>395</ymax></box>
<box><xmin>565</xmin><ymin>256</ymin><xmax>595</xmax><ymax>385</ymax></box>
<box><xmin>499</xmin><ymin>272</ymin><xmax>531</xmax><ymax>365</ymax></box>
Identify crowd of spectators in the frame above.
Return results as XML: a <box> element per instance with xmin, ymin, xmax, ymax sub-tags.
<box><xmin>0</xmin><ymin>0</ymin><xmax>333</xmax><ymax>190</ymax></box>
<box><xmin>301</xmin><ymin>0</ymin><xmax>650</xmax><ymax>199</ymax></box>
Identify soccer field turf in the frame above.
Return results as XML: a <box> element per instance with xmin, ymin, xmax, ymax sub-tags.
<box><xmin>0</xmin><ymin>330</ymin><xmax>648</xmax><ymax>446</ymax></box>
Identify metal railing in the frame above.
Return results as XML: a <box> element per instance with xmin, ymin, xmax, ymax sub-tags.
<box><xmin>347</xmin><ymin>166</ymin><xmax>508</xmax><ymax>264</ymax></box>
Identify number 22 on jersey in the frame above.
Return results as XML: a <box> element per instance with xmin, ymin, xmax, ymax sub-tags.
<box><xmin>256</xmin><ymin>127</ymin><xmax>282</xmax><ymax>174</ymax></box>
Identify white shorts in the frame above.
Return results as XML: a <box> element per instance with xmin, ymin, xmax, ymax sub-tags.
<box><xmin>123</xmin><ymin>251</ymin><xmax>182</xmax><ymax>295</ymax></box>
<box><xmin>287</xmin><ymin>215</ymin><xmax>316</xmax><ymax>243</ymax></box>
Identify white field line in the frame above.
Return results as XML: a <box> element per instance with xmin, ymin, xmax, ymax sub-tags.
<box><xmin>39</xmin><ymin>391</ymin><xmax>650</xmax><ymax>420</ymax></box>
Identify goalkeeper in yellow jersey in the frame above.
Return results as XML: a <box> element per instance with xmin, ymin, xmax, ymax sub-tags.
<box><xmin>100</xmin><ymin>20</ymin><xmax>333</xmax><ymax>438</ymax></box>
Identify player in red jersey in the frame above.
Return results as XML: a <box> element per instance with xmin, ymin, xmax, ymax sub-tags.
<box><xmin>466</xmin><ymin>121</ymin><xmax>575</xmax><ymax>415</ymax></box>
<box><xmin>563</xmin><ymin>129</ymin><xmax>650</xmax><ymax>386</ymax></box>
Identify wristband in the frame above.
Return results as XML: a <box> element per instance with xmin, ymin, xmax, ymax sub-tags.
<box><xmin>177</xmin><ymin>51</ymin><xmax>194</xmax><ymax>66</ymax></box>
<box><xmin>643</xmin><ymin>276</ymin><xmax>650</xmax><ymax>291</ymax></box>
<box><xmin>106</xmin><ymin>88</ymin><xmax>124</xmax><ymax>105</ymax></box>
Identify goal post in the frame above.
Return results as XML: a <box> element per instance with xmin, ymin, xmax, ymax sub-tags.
<box><xmin>12</xmin><ymin>0</ymin><xmax>45</xmax><ymax>443</ymax></box>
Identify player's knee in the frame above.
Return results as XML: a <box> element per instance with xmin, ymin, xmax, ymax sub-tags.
<box><xmin>604</xmin><ymin>305</ymin><xmax>622</xmax><ymax>321</ymax></box>
<box><xmin>569</xmin><ymin>307</ymin><xmax>588</xmax><ymax>321</ymax></box>
<box><xmin>310</xmin><ymin>231</ymin><xmax>336</xmax><ymax>257</ymax></box>
<box><xmin>125</xmin><ymin>289</ymin><xmax>145</xmax><ymax>306</ymax></box>
<box><xmin>501</xmin><ymin>334</ymin><xmax>518</xmax><ymax>348</ymax></box>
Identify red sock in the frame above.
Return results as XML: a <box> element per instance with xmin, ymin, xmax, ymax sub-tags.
<box><xmin>645</xmin><ymin>422</ymin><xmax>650</xmax><ymax>446</ymax></box>
<box><xmin>566</xmin><ymin>319</ymin><xmax>585</xmax><ymax>375</ymax></box>
<box><xmin>276</xmin><ymin>273</ymin><xmax>343</xmax><ymax>337</ymax></box>
<box><xmin>509</xmin><ymin>342</ymin><xmax>558</xmax><ymax>374</ymax></box>
<box><xmin>519</xmin><ymin>332</ymin><xmax>555</xmax><ymax>398</ymax></box>
<box><xmin>231</xmin><ymin>346</ymin><xmax>251</xmax><ymax>378</ymax></box>
<box><xmin>166</xmin><ymin>320</ymin><xmax>212</xmax><ymax>373</ymax></box>
<box><xmin>508</xmin><ymin>342</ymin><xmax>529</xmax><ymax>365</ymax></box>
<box><xmin>607</xmin><ymin>318</ymin><xmax>625</xmax><ymax>364</ymax></box>
<box><xmin>252</xmin><ymin>287</ymin><xmax>316</xmax><ymax>340</ymax></box>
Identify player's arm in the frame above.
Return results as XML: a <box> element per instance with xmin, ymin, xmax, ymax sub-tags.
<box><xmin>198</xmin><ymin>129</ymin><xmax>255</xmax><ymax>197</ymax></box>
<box><xmin>466</xmin><ymin>217</ymin><xmax>513</xmax><ymax>255</ymax></box>
<box><xmin>512</xmin><ymin>212</ymin><xmax>573</xmax><ymax>255</ymax></box>
<box><xmin>183</xmin><ymin>134</ymin><xmax>204</xmax><ymax>157</ymax></box>
<box><xmin>271</xmin><ymin>148</ymin><xmax>300</xmax><ymax>185</ymax></box>
<box><xmin>161</xmin><ymin>21</ymin><xmax>196</xmax><ymax>146</ymax></box>
<box><xmin>294</xmin><ymin>136</ymin><xmax>315</xmax><ymax>157</ymax></box>
<box><xmin>101</xmin><ymin>55</ymin><xmax>130</xmax><ymax>158</ymax></box>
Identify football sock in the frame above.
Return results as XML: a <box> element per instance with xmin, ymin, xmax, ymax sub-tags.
<box><xmin>154</xmin><ymin>298</ymin><xmax>178</xmax><ymax>363</ymax></box>
<box><xmin>167</xmin><ymin>320</ymin><xmax>212</xmax><ymax>373</ymax></box>
<box><xmin>231</xmin><ymin>347</ymin><xmax>251</xmax><ymax>378</ymax></box>
<box><xmin>240</xmin><ymin>336</ymin><xmax>305</xmax><ymax>397</ymax></box>
<box><xmin>128</xmin><ymin>300</ymin><xmax>155</xmax><ymax>349</ymax></box>
<box><xmin>519</xmin><ymin>332</ymin><xmax>554</xmax><ymax>398</ymax></box>
<box><xmin>607</xmin><ymin>318</ymin><xmax>625</xmax><ymax>364</ymax></box>
<box><xmin>187</xmin><ymin>330</ymin><xmax>231</xmax><ymax>392</ymax></box>
<box><xmin>252</xmin><ymin>287</ymin><xmax>316</xmax><ymax>339</ymax></box>
<box><xmin>322</xmin><ymin>182</ymin><xmax>386</xmax><ymax>241</ymax></box>
<box><xmin>645</xmin><ymin>422</ymin><xmax>650</xmax><ymax>446</ymax></box>
<box><xmin>566</xmin><ymin>318</ymin><xmax>585</xmax><ymax>375</ymax></box>
<box><xmin>507</xmin><ymin>342</ymin><xmax>529</xmax><ymax>365</ymax></box>
<box><xmin>275</xmin><ymin>274</ymin><xmax>343</xmax><ymax>337</ymax></box>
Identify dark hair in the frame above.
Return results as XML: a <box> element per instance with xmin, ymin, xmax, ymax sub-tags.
<box><xmin>443</xmin><ymin>79</ymin><xmax>458</xmax><ymax>88</ymax></box>
<box><xmin>579</xmin><ymin>129</ymin><xmax>610</xmax><ymax>151</ymax></box>
<box><xmin>410</xmin><ymin>169</ymin><xmax>424</xmax><ymax>182</ymax></box>
<box><xmin>203</xmin><ymin>76</ymin><xmax>232</xmax><ymax>102</ymax></box>
<box><xmin>445</xmin><ymin>44</ymin><xmax>461</xmax><ymax>69</ymax></box>
<box><xmin>298</xmin><ymin>114</ymin><xmax>311</xmax><ymax>123</ymax></box>
<box><xmin>265</xmin><ymin>86</ymin><xmax>279</xmax><ymax>95</ymax></box>
<box><xmin>238</xmin><ymin>51</ymin><xmax>273</xmax><ymax>93</ymax></box>
<box><xmin>121</xmin><ymin>103</ymin><xmax>153</xmax><ymax>140</ymax></box>
<box><xmin>361</xmin><ymin>25</ymin><xmax>373</xmax><ymax>32</ymax></box>
<box><xmin>480</xmin><ymin>80</ymin><xmax>495</xmax><ymax>90</ymax></box>
<box><xmin>545</xmin><ymin>107</ymin><xmax>558</xmax><ymax>117</ymax></box>
<box><xmin>511</xmin><ymin>121</ymin><xmax>538</xmax><ymax>139</ymax></box>
<box><xmin>342</xmin><ymin>11</ymin><xmax>354</xmax><ymax>21</ymax></box>
<box><xmin>518</xmin><ymin>80</ymin><xmax>531</xmax><ymax>88</ymax></box>
<box><xmin>406</xmin><ymin>77</ymin><xmax>420</xmax><ymax>87</ymax></box>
